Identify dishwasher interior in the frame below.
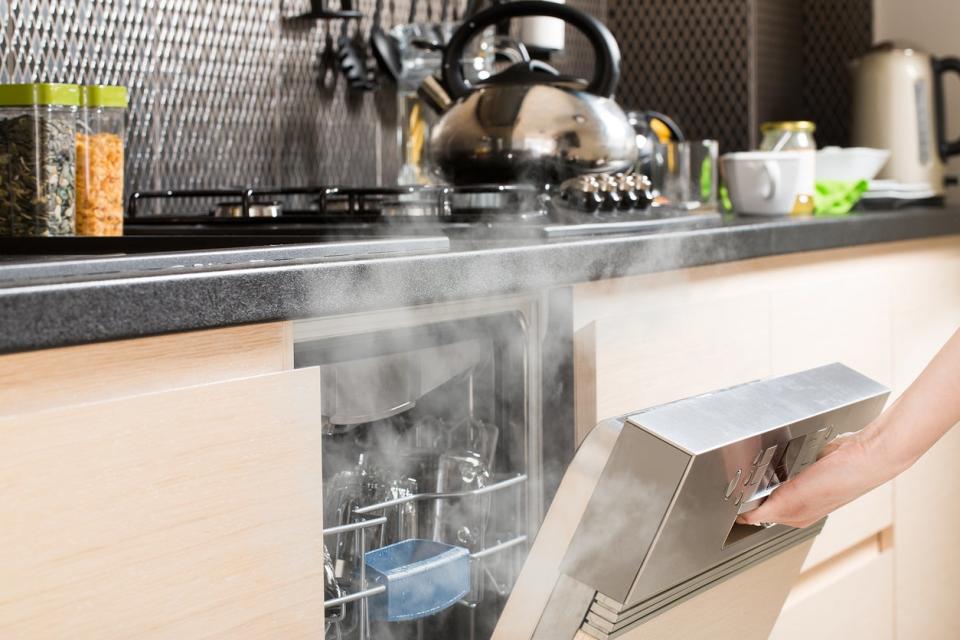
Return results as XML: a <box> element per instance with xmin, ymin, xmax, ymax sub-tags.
<box><xmin>295</xmin><ymin>307</ymin><xmax>539</xmax><ymax>640</ymax></box>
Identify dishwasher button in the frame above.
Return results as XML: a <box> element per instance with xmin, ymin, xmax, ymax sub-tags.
<box><xmin>725</xmin><ymin>469</ymin><xmax>742</xmax><ymax>499</ymax></box>
<box><xmin>746</xmin><ymin>464</ymin><xmax>767</xmax><ymax>486</ymax></box>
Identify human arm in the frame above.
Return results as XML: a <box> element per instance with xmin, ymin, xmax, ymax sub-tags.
<box><xmin>738</xmin><ymin>327</ymin><xmax>960</xmax><ymax>528</ymax></box>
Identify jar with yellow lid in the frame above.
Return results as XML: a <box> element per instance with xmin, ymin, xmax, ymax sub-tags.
<box><xmin>0</xmin><ymin>83</ymin><xmax>80</xmax><ymax>236</ymax></box>
<box><xmin>77</xmin><ymin>85</ymin><xmax>127</xmax><ymax>236</ymax></box>
<box><xmin>759</xmin><ymin>121</ymin><xmax>817</xmax><ymax>152</ymax></box>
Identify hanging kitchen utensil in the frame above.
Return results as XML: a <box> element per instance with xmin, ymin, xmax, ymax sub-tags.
<box><xmin>336</xmin><ymin>0</ymin><xmax>377</xmax><ymax>91</ymax></box>
<box><xmin>429</xmin><ymin>0</ymin><xmax>637</xmax><ymax>185</ymax></box>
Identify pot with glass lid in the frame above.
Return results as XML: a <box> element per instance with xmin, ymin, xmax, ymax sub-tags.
<box><xmin>429</xmin><ymin>0</ymin><xmax>637</xmax><ymax>186</ymax></box>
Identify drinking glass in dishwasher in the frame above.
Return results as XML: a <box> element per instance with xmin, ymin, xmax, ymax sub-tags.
<box><xmin>650</xmin><ymin>140</ymin><xmax>719</xmax><ymax>211</ymax></box>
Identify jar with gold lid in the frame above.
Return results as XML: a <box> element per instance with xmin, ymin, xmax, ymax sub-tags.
<box><xmin>759</xmin><ymin>121</ymin><xmax>817</xmax><ymax>152</ymax></box>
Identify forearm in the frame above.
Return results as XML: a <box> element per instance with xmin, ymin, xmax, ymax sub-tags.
<box><xmin>861</xmin><ymin>327</ymin><xmax>960</xmax><ymax>479</ymax></box>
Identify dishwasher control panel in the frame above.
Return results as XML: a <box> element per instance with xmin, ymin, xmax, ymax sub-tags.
<box><xmin>556</xmin><ymin>363</ymin><xmax>890</xmax><ymax>609</ymax></box>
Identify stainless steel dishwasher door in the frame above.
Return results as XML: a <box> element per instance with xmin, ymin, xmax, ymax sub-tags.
<box><xmin>494</xmin><ymin>363</ymin><xmax>890</xmax><ymax>640</ymax></box>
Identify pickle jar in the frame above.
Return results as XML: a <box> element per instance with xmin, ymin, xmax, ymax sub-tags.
<box><xmin>77</xmin><ymin>85</ymin><xmax>127</xmax><ymax>236</ymax></box>
<box><xmin>0</xmin><ymin>83</ymin><xmax>80</xmax><ymax>236</ymax></box>
<box><xmin>759</xmin><ymin>121</ymin><xmax>817</xmax><ymax>152</ymax></box>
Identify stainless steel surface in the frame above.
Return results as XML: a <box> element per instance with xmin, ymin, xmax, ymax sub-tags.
<box><xmin>0</xmin><ymin>236</ymin><xmax>452</xmax><ymax>283</ymax></box>
<box><xmin>430</xmin><ymin>84</ymin><xmax>637</xmax><ymax>184</ymax></box>
<box><xmin>568</xmin><ymin>363</ymin><xmax>890</xmax><ymax>606</ymax></box>
<box><xmin>319</xmin><ymin>337</ymin><xmax>489</xmax><ymax>429</ymax></box>
<box><xmin>213</xmin><ymin>201</ymin><xmax>283</xmax><ymax>218</ymax></box>
<box><xmin>295</xmin><ymin>296</ymin><xmax>545</xmax><ymax>640</ymax></box>
<box><xmin>494</xmin><ymin>363</ymin><xmax>889</xmax><ymax>639</ymax></box>
<box><xmin>580</xmin><ymin>526</ymin><xmax>821</xmax><ymax>639</ymax></box>
<box><xmin>430</xmin><ymin>1</ymin><xmax>636</xmax><ymax>185</ymax></box>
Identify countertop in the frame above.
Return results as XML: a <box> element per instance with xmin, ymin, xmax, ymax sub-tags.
<box><xmin>2</xmin><ymin>207</ymin><xmax>959</xmax><ymax>354</ymax></box>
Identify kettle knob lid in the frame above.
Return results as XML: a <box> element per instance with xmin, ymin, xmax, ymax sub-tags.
<box><xmin>442</xmin><ymin>0</ymin><xmax>621</xmax><ymax>100</ymax></box>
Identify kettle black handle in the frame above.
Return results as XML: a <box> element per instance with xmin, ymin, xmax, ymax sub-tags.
<box><xmin>934</xmin><ymin>56</ymin><xmax>960</xmax><ymax>160</ymax></box>
<box><xmin>442</xmin><ymin>0</ymin><xmax>621</xmax><ymax>100</ymax></box>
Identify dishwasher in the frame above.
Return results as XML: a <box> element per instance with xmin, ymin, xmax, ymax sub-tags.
<box><xmin>297</xmin><ymin>299</ymin><xmax>888</xmax><ymax>640</ymax></box>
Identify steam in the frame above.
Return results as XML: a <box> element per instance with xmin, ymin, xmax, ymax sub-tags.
<box><xmin>307</xmin><ymin>208</ymin><xmax>730</xmax><ymax>640</ymax></box>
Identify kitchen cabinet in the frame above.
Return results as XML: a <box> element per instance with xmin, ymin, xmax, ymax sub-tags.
<box><xmin>0</xmin><ymin>322</ymin><xmax>294</xmax><ymax>417</ymax></box>
<box><xmin>572</xmin><ymin>236</ymin><xmax>960</xmax><ymax>639</ymax></box>
<box><xmin>0</xmin><ymin>323</ymin><xmax>327</xmax><ymax>638</ymax></box>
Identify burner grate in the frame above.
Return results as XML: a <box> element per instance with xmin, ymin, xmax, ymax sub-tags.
<box><xmin>127</xmin><ymin>184</ymin><xmax>549</xmax><ymax>222</ymax></box>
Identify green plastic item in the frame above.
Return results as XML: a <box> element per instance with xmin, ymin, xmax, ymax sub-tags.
<box><xmin>813</xmin><ymin>180</ymin><xmax>869</xmax><ymax>216</ymax></box>
<box><xmin>0</xmin><ymin>83</ymin><xmax>81</xmax><ymax>107</ymax></box>
<box><xmin>719</xmin><ymin>181</ymin><xmax>866</xmax><ymax>216</ymax></box>
<box><xmin>81</xmin><ymin>85</ymin><xmax>129</xmax><ymax>109</ymax></box>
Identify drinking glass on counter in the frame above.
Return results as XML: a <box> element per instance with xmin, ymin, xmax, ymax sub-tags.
<box><xmin>649</xmin><ymin>139</ymin><xmax>719</xmax><ymax>211</ymax></box>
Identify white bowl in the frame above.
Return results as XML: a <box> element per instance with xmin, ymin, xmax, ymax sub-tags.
<box><xmin>815</xmin><ymin>147</ymin><xmax>891</xmax><ymax>182</ymax></box>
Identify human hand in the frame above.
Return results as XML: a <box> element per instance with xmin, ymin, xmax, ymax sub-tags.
<box><xmin>736</xmin><ymin>431</ymin><xmax>883</xmax><ymax>529</ymax></box>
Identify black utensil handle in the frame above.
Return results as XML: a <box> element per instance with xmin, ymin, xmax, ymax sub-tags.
<box><xmin>934</xmin><ymin>56</ymin><xmax>960</xmax><ymax>160</ymax></box>
<box><xmin>442</xmin><ymin>0</ymin><xmax>621</xmax><ymax>100</ymax></box>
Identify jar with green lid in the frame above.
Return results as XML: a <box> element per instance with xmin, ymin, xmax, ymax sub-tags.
<box><xmin>759</xmin><ymin>121</ymin><xmax>817</xmax><ymax>152</ymax></box>
<box><xmin>0</xmin><ymin>83</ymin><xmax>80</xmax><ymax>236</ymax></box>
<box><xmin>77</xmin><ymin>85</ymin><xmax>127</xmax><ymax>236</ymax></box>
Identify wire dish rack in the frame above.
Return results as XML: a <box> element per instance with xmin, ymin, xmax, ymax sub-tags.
<box><xmin>324</xmin><ymin>473</ymin><xmax>528</xmax><ymax>640</ymax></box>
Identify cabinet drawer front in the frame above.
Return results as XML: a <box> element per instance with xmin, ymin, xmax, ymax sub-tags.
<box><xmin>0</xmin><ymin>368</ymin><xmax>324</xmax><ymax>639</ymax></box>
<box><xmin>0</xmin><ymin>322</ymin><xmax>294</xmax><ymax>417</ymax></box>
<box><xmin>770</xmin><ymin>550</ymin><xmax>893</xmax><ymax>640</ymax></box>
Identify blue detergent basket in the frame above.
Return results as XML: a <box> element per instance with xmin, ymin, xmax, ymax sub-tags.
<box><xmin>364</xmin><ymin>539</ymin><xmax>470</xmax><ymax>622</ymax></box>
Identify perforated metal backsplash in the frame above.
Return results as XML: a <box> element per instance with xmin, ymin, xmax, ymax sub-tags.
<box><xmin>608</xmin><ymin>0</ymin><xmax>754</xmax><ymax>151</ymax></box>
<box><xmin>0</xmin><ymin>0</ymin><xmax>604</xmax><ymax>192</ymax></box>
<box><xmin>607</xmin><ymin>0</ymin><xmax>872</xmax><ymax>152</ymax></box>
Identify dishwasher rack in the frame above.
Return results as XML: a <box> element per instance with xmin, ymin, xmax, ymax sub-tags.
<box><xmin>323</xmin><ymin>473</ymin><xmax>529</xmax><ymax>639</ymax></box>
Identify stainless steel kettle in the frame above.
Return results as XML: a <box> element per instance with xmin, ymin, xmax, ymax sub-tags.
<box><xmin>429</xmin><ymin>0</ymin><xmax>637</xmax><ymax>185</ymax></box>
<box><xmin>851</xmin><ymin>42</ymin><xmax>960</xmax><ymax>194</ymax></box>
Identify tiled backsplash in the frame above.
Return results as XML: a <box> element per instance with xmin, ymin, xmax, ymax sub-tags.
<box><xmin>0</xmin><ymin>0</ymin><xmax>603</xmax><ymax>194</ymax></box>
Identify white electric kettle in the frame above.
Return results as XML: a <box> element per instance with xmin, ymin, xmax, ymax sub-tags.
<box><xmin>851</xmin><ymin>42</ymin><xmax>960</xmax><ymax>195</ymax></box>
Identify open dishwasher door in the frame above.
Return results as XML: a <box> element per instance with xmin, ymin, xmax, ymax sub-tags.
<box><xmin>494</xmin><ymin>363</ymin><xmax>889</xmax><ymax>640</ymax></box>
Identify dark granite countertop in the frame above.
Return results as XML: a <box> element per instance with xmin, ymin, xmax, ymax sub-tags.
<box><xmin>2</xmin><ymin>207</ymin><xmax>959</xmax><ymax>354</ymax></box>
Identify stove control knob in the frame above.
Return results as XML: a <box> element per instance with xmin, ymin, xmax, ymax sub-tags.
<box><xmin>559</xmin><ymin>175</ymin><xmax>603</xmax><ymax>212</ymax></box>
<box><xmin>596</xmin><ymin>174</ymin><xmax>621</xmax><ymax>211</ymax></box>
<box><xmin>613</xmin><ymin>173</ymin><xmax>641</xmax><ymax>210</ymax></box>
<box><xmin>633</xmin><ymin>173</ymin><xmax>654</xmax><ymax>210</ymax></box>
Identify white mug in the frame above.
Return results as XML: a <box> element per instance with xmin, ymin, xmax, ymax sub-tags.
<box><xmin>721</xmin><ymin>151</ymin><xmax>815</xmax><ymax>215</ymax></box>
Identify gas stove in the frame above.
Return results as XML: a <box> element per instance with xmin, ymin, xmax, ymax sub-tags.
<box><xmin>123</xmin><ymin>183</ymin><xmax>721</xmax><ymax>240</ymax></box>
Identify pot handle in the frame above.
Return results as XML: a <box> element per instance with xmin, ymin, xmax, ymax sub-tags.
<box><xmin>934</xmin><ymin>56</ymin><xmax>960</xmax><ymax>160</ymax></box>
<box><xmin>442</xmin><ymin>0</ymin><xmax>621</xmax><ymax>100</ymax></box>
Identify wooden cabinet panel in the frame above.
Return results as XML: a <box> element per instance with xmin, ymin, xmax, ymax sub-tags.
<box><xmin>574</xmin><ymin>293</ymin><xmax>772</xmax><ymax>442</ymax></box>
<box><xmin>0</xmin><ymin>322</ymin><xmax>294</xmax><ymax>417</ymax></box>
<box><xmin>577</xmin><ymin>540</ymin><xmax>814</xmax><ymax>640</ymax></box>
<box><xmin>890</xmin><ymin>245</ymin><xmax>960</xmax><ymax>640</ymax></box>
<box><xmin>771</xmin><ymin>549</ymin><xmax>893</xmax><ymax>640</ymax></box>
<box><xmin>0</xmin><ymin>368</ymin><xmax>324</xmax><ymax>639</ymax></box>
<box><xmin>768</xmin><ymin>274</ymin><xmax>895</xmax><ymax>572</ymax></box>
<box><xmin>803</xmin><ymin>483</ymin><xmax>892</xmax><ymax>571</ymax></box>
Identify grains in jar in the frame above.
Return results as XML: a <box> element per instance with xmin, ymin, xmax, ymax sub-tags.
<box><xmin>0</xmin><ymin>83</ymin><xmax>80</xmax><ymax>237</ymax></box>
<box><xmin>77</xmin><ymin>85</ymin><xmax>127</xmax><ymax>236</ymax></box>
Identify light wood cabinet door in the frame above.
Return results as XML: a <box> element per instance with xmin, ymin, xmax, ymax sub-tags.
<box><xmin>0</xmin><ymin>368</ymin><xmax>325</xmax><ymax>639</ymax></box>
<box><xmin>890</xmin><ymin>244</ymin><xmax>960</xmax><ymax>639</ymax></box>
<box><xmin>770</xmin><ymin>549</ymin><xmax>894</xmax><ymax>640</ymax></box>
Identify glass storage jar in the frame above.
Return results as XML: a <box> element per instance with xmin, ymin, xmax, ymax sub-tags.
<box><xmin>77</xmin><ymin>85</ymin><xmax>127</xmax><ymax>236</ymax></box>
<box><xmin>759</xmin><ymin>121</ymin><xmax>817</xmax><ymax>152</ymax></box>
<box><xmin>0</xmin><ymin>83</ymin><xmax>80</xmax><ymax>236</ymax></box>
